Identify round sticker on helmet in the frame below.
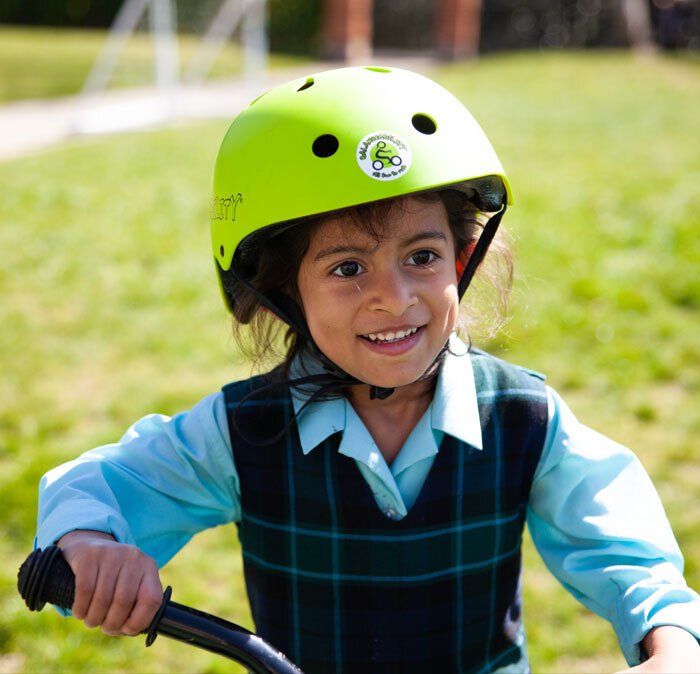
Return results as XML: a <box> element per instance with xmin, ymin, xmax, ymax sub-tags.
<box><xmin>356</xmin><ymin>131</ymin><xmax>412</xmax><ymax>181</ymax></box>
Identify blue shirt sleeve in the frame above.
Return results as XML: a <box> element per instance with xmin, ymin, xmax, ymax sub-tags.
<box><xmin>527</xmin><ymin>387</ymin><xmax>700</xmax><ymax>665</ymax></box>
<box><xmin>36</xmin><ymin>391</ymin><xmax>240</xmax><ymax>569</ymax></box>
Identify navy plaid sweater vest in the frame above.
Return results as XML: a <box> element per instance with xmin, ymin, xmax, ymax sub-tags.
<box><xmin>223</xmin><ymin>351</ymin><xmax>548</xmax><ymax>674</ymax></box>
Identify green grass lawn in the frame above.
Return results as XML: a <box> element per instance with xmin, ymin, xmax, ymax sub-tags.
<box><xmin>0</xmin><ymin>46</ymin><xmax>699</xmax><ymax>673</ymax></box>
<box><xmin>0</xmin><ymin>25</ymin><xmax>306</xmax><ymax>103</ymax></box>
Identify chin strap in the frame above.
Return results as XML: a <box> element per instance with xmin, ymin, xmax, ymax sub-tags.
<box><xmin>369</xmin><ymin>384</ymin><xmax>395</xmax><ymax>400</ymax></box>
<box><xmin>230</xmin><ymin>344</ymin><xmax>448</xmax><ymax>447</ymax></box>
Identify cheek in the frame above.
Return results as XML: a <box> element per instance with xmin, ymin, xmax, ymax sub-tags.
<box><xmin>440</xmin><ymin>280</ymin><xmax>460</xmax><ymax>326</ymax></box>
<box><xmin>296</xmin><ymin>267</ymin><xmax>319</xmax><ymax>317</ymax></box>
<box><xmin>297</xmin><ymin>278</ymin><xmax>347</xmax><ymax>345</ymax></box>
<box><xmin>306</xmin><ymin>313</ymin><xmax>333</xmax><ymax>341</ymax></box>
<box><xmin>446</xmin><ymin>292</ymin><xmax>460</xmax><ymax>324</ymax></box>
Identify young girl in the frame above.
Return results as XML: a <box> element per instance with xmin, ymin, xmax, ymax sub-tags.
<box><xmin>36</xmin><ymin>66</ymin><xmax>699</xmax><ymax>673</ymax></box>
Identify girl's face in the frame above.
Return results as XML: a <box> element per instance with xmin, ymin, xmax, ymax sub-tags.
<box><xmin>297</xmin><ymin>198</ymin><xmax>460</xmax><ymax>391</ymax></box>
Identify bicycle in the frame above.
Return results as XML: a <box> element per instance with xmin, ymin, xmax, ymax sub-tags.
<box><xmin>17</xmin><ymin>546</ymin><xmax>304</xmax><ymax>674</ymax></box>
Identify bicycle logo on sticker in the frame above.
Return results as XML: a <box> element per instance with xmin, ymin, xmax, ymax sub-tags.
<box><xmin>357</xmin><ymin>132</ymin><xmax>412</xmax><ymax>181</ymax></box>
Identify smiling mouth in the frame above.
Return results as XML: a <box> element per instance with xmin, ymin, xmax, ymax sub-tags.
<box><xmin>361</xmin><ymin>326</ymin><xmax>422</xmax><ymax>343</ymax></box>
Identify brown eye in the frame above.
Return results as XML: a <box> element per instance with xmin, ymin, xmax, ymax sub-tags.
<box><xmin>332</xmin><ymin>261</ymin><xmax>363</xmax><ymax>277</ymax></box>
<box><xmin>408</xmin><ymin>250</ymin><xmax>436</xmax><ymax>266</ymax></box>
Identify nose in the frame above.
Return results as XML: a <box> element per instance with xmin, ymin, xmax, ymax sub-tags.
<box><xmin>366</xmin><ymin>264</ymin><xmax>418</xmax><ymax>316</ymax></box>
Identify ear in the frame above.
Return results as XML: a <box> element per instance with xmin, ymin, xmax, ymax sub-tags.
<box><xmin>455</xmin><ymin>242</ymin><xmax>477</xmax><ymax>279</ymax></box>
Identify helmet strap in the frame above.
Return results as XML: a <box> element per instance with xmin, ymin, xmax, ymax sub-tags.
<box><xmin>457</xmin><ymin>204</ymin><xmax>507</xmax><ymax>300</ymax></box>
<box><xmin>369</xmin><ymin>384</ymin><xmax>395</xmax><ymax>400</ymax></box>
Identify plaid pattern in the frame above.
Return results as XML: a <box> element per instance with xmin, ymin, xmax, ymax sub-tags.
<box><xmin>223</xmin><ymin>351</ymin><xmax>548</xmax><ymax>674</ymax></box>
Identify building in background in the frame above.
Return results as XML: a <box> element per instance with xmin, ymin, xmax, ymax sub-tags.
<box><xmin>1</xmin><ymin>0</ymin><xmax>697</xmax><ymax>58</ymax></box>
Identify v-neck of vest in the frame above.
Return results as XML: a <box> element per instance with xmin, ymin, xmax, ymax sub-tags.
<box><xmin>331</xmin><ymin>432</ymin><xmax>466</xmax><ymax>524</ymax></box>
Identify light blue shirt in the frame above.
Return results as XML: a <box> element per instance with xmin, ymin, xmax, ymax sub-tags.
<box><xmin>36</xmin><ymin>339</ymin><xmax>700</xmax><ymax>665</ymax></box>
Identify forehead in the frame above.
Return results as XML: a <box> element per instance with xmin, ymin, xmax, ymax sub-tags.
<box><xmin>307</xmin><ymin>197</ymin><xmax>450</xmax><ymax>250</ymax></box>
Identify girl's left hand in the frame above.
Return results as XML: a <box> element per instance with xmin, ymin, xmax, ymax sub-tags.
<box><xmin>616</xmin><ymin>626</ymin><xmax>700</xmax><ymax>674</ymax></box>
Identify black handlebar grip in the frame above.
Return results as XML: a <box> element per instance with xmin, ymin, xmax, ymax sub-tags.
<box><xmin>18</xmin><ymin>546</ymin><xmax>75</xmax><ymax>612</ymax></box>
<box><xmin>19</xmin><ymin>547</ymin><xmax>304</xmax><ymax>673</ymax></box>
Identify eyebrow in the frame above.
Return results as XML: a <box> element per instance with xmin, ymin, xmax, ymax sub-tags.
<box><xmin>313</xmin><ymin>229</ymin><xmax>448</xmax><ymax>262</ymax></box>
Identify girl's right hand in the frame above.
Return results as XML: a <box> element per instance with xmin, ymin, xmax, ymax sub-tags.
<box><xmin>57</xmin><ymin>530</ymin><xmax>163</xmax><ymax>637</ymax></box>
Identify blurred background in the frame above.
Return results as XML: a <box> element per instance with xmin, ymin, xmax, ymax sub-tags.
<box><xmin>1</xmin><ymin>1</ymin><xmax>698</xmax><ymax>672</ymax></box>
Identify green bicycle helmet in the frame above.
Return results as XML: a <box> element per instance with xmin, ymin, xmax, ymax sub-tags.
<box><xmin>212</xmin><ymin>65</ymin><xmax>510</xmax><ymax>305</ymax></box>
<box><xmin>211</xmin><ymin>65</ymin><xmax>511</xmax><ymax>399</ymax></box>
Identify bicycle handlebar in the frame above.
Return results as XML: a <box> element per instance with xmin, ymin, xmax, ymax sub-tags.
<box><xmin>17</xmin><ymin>547</ymin><xmax>303</xmax><ymax>674</ymax></box>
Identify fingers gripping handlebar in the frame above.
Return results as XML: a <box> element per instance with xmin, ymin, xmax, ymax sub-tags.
<box><xmin>18</xmin><ymin>546</ymin><xmax>303</xmax><ymax>674</ymax></box>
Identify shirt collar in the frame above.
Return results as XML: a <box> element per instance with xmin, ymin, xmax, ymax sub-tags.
<box><xmin>431</xmin><ymin>334</ymin><xmax>483</xmax><ymax>450</ymax></box>
<box><xmin>290</xmin><ymin>333</ymin><xmax>483</xmax><ymax>455</ymax></box>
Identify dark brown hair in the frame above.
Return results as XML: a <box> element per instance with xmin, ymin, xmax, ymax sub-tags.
<box><xmin>222</xmin><ymin>188</ymin><xmax>513</xmax><ymax>373</ymax></box>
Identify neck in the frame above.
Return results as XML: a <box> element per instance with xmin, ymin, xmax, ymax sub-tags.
<box><xmin>347</xmin><ymin>376</ymin><xmax>437</xmax><ymax>466</ymax></box>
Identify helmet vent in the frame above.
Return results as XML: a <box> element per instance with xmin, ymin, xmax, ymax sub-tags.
<box><xmin>412</xmin><ymin>113</ymin><xmax>437</xmax><ymax>135</ymax></box>
<box><xmin>365</xmin><ymin>66</ymin><xmax>391</xmax><ymax>73</ymax></box>
<box><xmin>219</xmin><ymin>245</ymin><xmax>225</xmax><ymax>257</ymax></box>
<box><xmin>297</xmin><ymin>78</ymin><xmax>314</xmax><ymax>92</ymax></box>
<box><xmin>312</xmin><ymin>134</ymin><xmax>339</xmax><ymax>158</ymax></box>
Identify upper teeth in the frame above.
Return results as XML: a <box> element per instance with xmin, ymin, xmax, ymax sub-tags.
<box><xmin>366</xmin><ymin>327</ymin><xmax>419</xmax><ymax>342</ymax></box>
